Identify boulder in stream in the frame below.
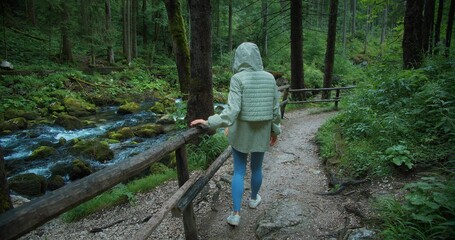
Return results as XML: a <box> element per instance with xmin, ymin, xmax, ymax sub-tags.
<box><xmin>71</xmin><ymin>139</ymin><xmax>114</xmax><ymax>162</ymax></box>
<box><xmin>63</xmin><ymin>97</ymin><xmax>96</xmax><ymax>117</ymax></box>
<box><xmin>9</xmin><ymin>173</ymin><xmax>47</xmax><ymax>196</ymax></box>
<box><xmin>54</xmin><ymin>114</ymin><xmax>83</xmax><ymax>130</ymax></box>
<box><xmin>69</xmin><ymin>159</ymin><xmax>92</xmax><ymax>180</ymax></box>
<box><xmin>117</xmin><ymin>102</ymin><xmax>140</xmax><ymax>115</ymax></box>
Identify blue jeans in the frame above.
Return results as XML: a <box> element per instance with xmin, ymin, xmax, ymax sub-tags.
<box><xmin>231</xmin><ymin>148</ymin><xmax>264</xmax><ymax>212</ymax></box>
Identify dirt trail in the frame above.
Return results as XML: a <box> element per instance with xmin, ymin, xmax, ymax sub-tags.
<box><xmin>197</xmin><ymin>109</ymin><xmax>345</xmax><ymax>239</ymax></box>
<box><xmin>22</xmin><ymin>109</ymin><xmax>372</xmax><ymax>240</ymax></box>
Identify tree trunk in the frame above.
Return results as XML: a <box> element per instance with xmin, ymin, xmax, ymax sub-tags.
<box><xmin>186</xmin><ymin>0</ymin><xmax>214</xmax><ymax>126</ymax></box>
<box><xmin>403</xmin><ymin>0</ymin><xmax>424</xmax><ymax>69</ymax></box>
<box><xmin>322</xmin><ymin>0</ymin><xmax>338</xmax><ymax>99</ymax></box>
<box><xmin>228</xmin><ymin>0</ymin><xmax>232</xmax><ymax>52</ymax></box>
<box><xmin>123</xmin><ymin>0</ymin><xmax>132</xmax><ymax>64</ymax></box>
<box><xmin>351</xmin><ymin>0</ymin><xmax>356</xmax><ymax>35</ymax></box>
<box><xmin>0</xmin><ymin>147</ymin><xmax>13</xmax><ymax>214</ymax></box>
<box><xmin>105</xmin><ymin>0</ymin><xmax>115</xmax><ymax>64</ymax></box>
<box><xmin>380</xmin><ymin>1</ymin><xmax>388</xmax><ymax>45</ymax></box>
<box><xmin>380</xmin><ymin>1</ymin><xmax>389</xmax><ymax>56</ymax></box>
<box><xmin>164</xmin><ymin>0</ymin><xmax>191</xmax><ymax>97</ymax></box>
<box><xmin>142</xmin><ymin>0</ymin><xmax>148</xmax><ymax>46</ymax></box>
<box><xmin>363</xmin><ymin>5</ymin><xmax>371</xmax><ymax>54</ymax></box>
<box><xmin>446</xmin><ymin>0</ymin><xmax>455</xmax><ymax>56</ymax></box>
<box><xmin>132</xmin><ymin>0</ymin><xmax>138</xmax><ymax>58</ymax></box>
<box><xmin>342</xmin><ymin>0</ymin><xmax>347</xmax><ymax>53</ymax></box>
<box><xmin>434</xmin><ymin>0</ymin><xmax>444</xmax><ymax>54</ymax></box>
<box><xmin>60</xmin><ymin>1</ymin><xmax>73</xmax><ymax>63</ymax></box>
<box><xmin>290</xmin><ymin>0</ymin><xmax>304</xmax><ymax>100</ymax></box>
<box><xmin>423</xmin><ymin>0</ymin><xmax>436</xmax><ymax>54</ymax></box>
<box><xmin>25</xmin><ymin>0</ymin><xmax>36</xmax><ymax>26</ymax></box>
<box><xmin>262</xmin><ymin>0</ymin><xmax>268</xmax><ymax>57</ymax></box>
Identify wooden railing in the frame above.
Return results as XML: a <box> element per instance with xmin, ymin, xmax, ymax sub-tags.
<box><xmin>0</xmin><ymin>85</ymin><xmax>293</xmax><ymax>240</ymax></box>
<box><xmin>279</xmin><ymin>85</ymin><xmax>355</xmax><ymax>117</ymax></box>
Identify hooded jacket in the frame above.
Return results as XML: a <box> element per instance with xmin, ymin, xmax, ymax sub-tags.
<box><xmin>207</xmin><ymin>42</ymin><xmax>281</xmax><ymax>153</ymax></box>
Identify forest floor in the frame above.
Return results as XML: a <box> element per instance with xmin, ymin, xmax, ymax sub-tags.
<box><xmin>20</xmin><ymin>108</ymin><xmax>409</xmax><ymax>240</ymax></box>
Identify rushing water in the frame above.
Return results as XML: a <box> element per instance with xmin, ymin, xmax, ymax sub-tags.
<box><xmin>0</xmin><ymin>103</ymin><xmax>171</xmax><ymax>180</ymax></box>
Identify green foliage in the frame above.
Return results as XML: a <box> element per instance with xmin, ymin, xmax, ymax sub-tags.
<box><xmin>188</xmin><ymin>132</ymin><xmax>229</xmax><ymax>169</ymax></box>
<box><xmin>384</xmin><ymin>144</ymin><xmax>413</xmax><ymax>169</ymax></box>
<box><xmin>377</xmin><ymin>177</ymin><xmax>455</xmax><ymax>239</ymax></box>
<box><xmin>319</xmin><ymin>57</ymin><xmax>455</xmax><ymax>177</ymax></box>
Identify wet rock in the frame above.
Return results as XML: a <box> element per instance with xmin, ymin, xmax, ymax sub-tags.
<box><xmin>4</xmin><ymin>109</ymin><xmax>39</xmax><ymax>120</ymax></box>
<box><xmin>9</xmin><ymin>173</ymin><xmax>47</xmax><ymax>196</ymax></box>
<box><xmin>54</xmin><ymin>114</ymin><xmax>83</xmax><ymax>130</ymax></box>
<box><xmin>69</xmin><ymin>159</ymin><xmax>93</xmax><ymax>180</ymax></box>
<box><xmin>10</xmin><ymin>195</ymin><xmax>30</xmax><ymax>208</ymax></box>
<box><xmin>47</xmin><ymin>175</ymin><xmax>65</xmax><ymax>190</ymax></box>
<box><xmin>28</xmin><ymin>146</ymin><xmax>56</xmax><ymax>160</ymax></box>
<box><xmin>256</xmin><ymin>200</ymin><xmax>308</xmax><ymax>239</ymax></box>
<box><xmin>50</xmin><ymin>162</ymin><xmax>72</xmax><ymax>177</ymax></box>
<box><xmin>1</xmin><ymin>117</ymin><xmax>28</xmax><ymax>132</ymax></box>
<box><xmin>156</xmin><ymin>114</ymin><xmax>175</xmax><ymax>125</ymax></box>
<box><xmin>49</xmin><ymin>101</ymin><xmax>66</xmax><ymax>113</ymax></box>
<box><xmin>344</xmin><ymin>228</ymin><xmax>375</xmax><ymax>240</ymax></box>
<box><xmin>117</xmin><ymin>102</ymin><xmax>140</xmax><ymax>115</ymax></box>
<box><xmin>63</xmin><ymin>97</ymin><xmax>96</xmax><ymax>117</ymax></box>
<box><xmin>132</xmin><ymin>124</ymin><xmax>164</xmax><ymax>138</ymax></box>
<box><xmin>71</xmin><ymin>139</ymin><xmax>114</xmax><ymax>162</ymax></box>
<box><xmin>107</xmin><ymin>127</ymin><xmax>134</xmax><ymax>140</ymax></box>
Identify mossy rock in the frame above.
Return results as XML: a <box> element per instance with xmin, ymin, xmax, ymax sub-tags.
<box><xmin>63</xmin><ymin>97</ymin><xmax>96</xmax><ymax>117</ymax></box>
<box><xmin>150</xmin><ymin>162</ymin><xmax>170</xmax><ymax>175</ymax></box>
<box><xmin>69</xmin><ymin>159</ymin><xmax>92</xmax><ymax>180</ymax></box>
<box><xmin>47</xmin><ymin>175</ymin><xmax>65</xmax><ymax>190</ymax></box>
<box><xmin>150</xmin><ymin>98</ymin><xmax>176</xmax><ymax>114</ymax></box>
<box><xmin>150</xmin><ymin>102</ymin><xmax>165</xmax><ymax>114</ymax></box>
<box><xmin>54</xmin><ymin>114</ymin><xmax>83</xmax><ymax>130</ymax></box>
<box><xmin>48</xmin><ymin>102</ymin><xmax>65</xmax><ymax>113</ymax></box>
<box><xmin>108</xmin><ymin>127</ymin><xmax>134</xmax><ymax>140</ymax></box>
<box><xmin>1</xmin><ymin>117</ymin><xmax>28</xmax><ymax>132</ymax></box>
<box><xmin>50</xmin><ymin>162</ymin><xmax>71</xmax><ymax>177</ymax></box>
<box><xmin>4</xmin><ymin>109</ymin><xmax>39</xmax><ymax>120</ymax></box>
<box><xmin>29</xmin><ymin>146</ymin><xmax>56</xmax><ymax>160</ymax></box>
<box><xmin>71</xmin><ymin>139</ymin><xmax>114</xmax><ymax>162</ymax></box>
<box><xmin>156</xmin><ymin>114</ymin><xmax>175</xmax><ymax>125</ymax></box>
<box><xmin>9</xmin><ymin>173</ymin><xmax>47</xmax><ymax>196</ymax></box>
<box><xmin>132</xmin><ymin>124</ymin><xmax>164</xmax><ymax>138</ymax></box>
<box><xmin>117</xmin><ymin>102</ymin><xmax>140</xmax><ymax>115</ymax></box>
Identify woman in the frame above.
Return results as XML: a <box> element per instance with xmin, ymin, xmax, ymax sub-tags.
<box><xmin>190</xmin><ymin>42</ymin><xmax>281</xmax><ymax>226</ymax></box>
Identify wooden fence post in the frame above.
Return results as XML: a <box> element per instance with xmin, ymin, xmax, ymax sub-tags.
<box><xmin>335</xmin><ymin>89</ymin><xmax>341</xmax><ymax>109</ymax></box>
<box><xmin>175</xmin><ymin>146</ymin><xmax>198</xmax><ymax>240</ymax></box>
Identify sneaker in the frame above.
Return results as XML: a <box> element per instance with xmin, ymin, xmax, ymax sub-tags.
<box><xmin>248</xmin><ymin>194</ymin><xmax>262</xmax><ymax>209</ymax></box>
<box><xmin>226</xmin><ymin>213</ymin><xmax>240</xmax><ymax>226</ymax></box>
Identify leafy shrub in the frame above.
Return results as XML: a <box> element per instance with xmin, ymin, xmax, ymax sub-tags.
<box><xmin>378</xmin><ymin>177</ymin><xmax>455</xmax><ymax>239</ymax></box>
<box><xmin>188</xmin><ymin>132</ymin><xmax>229</xmax><ymax>169</ymax></box>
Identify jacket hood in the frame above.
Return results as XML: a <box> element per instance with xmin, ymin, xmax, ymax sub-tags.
<box><xmin>232</xmin><ymin>42</ymin><xmax>264</xmax><ymax>73</ymax></box>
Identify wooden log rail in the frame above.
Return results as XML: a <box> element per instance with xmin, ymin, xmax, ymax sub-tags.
<box><xmin>279</xmin><ymin>85</ymin><xmax>355</xmax><ymax>117</ymax></box>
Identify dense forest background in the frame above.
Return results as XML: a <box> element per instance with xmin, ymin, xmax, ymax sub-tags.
<box><xmin>0</xmin><ymin>0</ymin><xmax>454</xmax><ymax>239</ymax></box>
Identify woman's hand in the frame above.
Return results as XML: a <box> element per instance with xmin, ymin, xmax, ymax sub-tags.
<box><xmin>190</xmin><ymin>119</ymin><xmax>208</xmax><ymax>127</ymax></box>
<box><xmin>270</xmin><ymin>133</ymin><xmax>278</xmax><ymax>146</ymax></box>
